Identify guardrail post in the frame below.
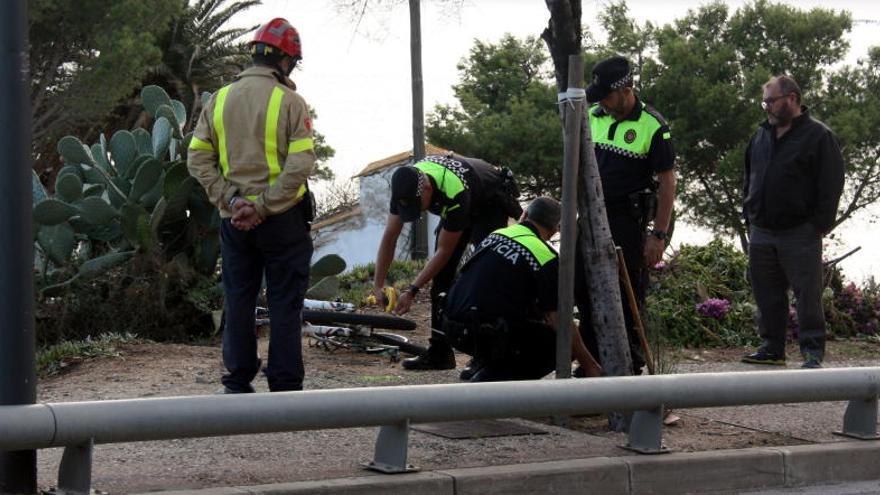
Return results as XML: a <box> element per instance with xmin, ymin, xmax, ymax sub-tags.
<box><xmin>835</xmin><ymin>397</ymin><xmax>880</xmax><ymax>440</ymax></box>
<box><xmin>364</xmin><ymin>421</ymin><xmax>417</xmax><ymax>473</ymax></box>
<box><xmin>45</xmin><ymin>438</ymin><xmax>97</xmax><ymax>495</ymax></box>
<box><xmin>624</xmin><ymin>406</ymin><xmax>668</xmax><ymax>454</ymax></box>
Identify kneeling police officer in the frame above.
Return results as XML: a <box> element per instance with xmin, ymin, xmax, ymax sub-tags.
<box><xmin>441</xmin><ymin>197</ymin><xmax>602</xmax><ymax>381</ymax></box>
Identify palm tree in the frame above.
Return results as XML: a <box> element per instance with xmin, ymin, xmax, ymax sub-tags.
<box><xmin>151</xmin><ymin>0</ymin><xmax>261</xmax><ymax>130</ymax></box>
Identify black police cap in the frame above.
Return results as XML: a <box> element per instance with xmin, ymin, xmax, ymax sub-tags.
<box><xmin>390</xmin><ymin>166</ymin><xmax>422</xmax><ymax>222</ymax></box>
<box><xmin>586</xmin><ymin>56</ymin><xmax>633</xmax><ymax>103</ymax></box>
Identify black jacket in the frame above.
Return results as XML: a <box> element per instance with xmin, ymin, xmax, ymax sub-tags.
<box><xmin>743</xmin><ymin>108</ymin><xmax>844</xmax><ymax>233</ymax></box>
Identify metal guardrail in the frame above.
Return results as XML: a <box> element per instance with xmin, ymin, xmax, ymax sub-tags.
<box><xmin>2</xmin><ymin>368</ymin><xmax>879</xmax><ymax>494</ymax></box>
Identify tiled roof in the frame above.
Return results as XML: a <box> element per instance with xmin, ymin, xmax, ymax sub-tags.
<box><xmin>311</xmin><ymin>206</ymin><xmax>362</xmax><ymax>231</ymax></box>
<box><xmin>352</xmin><ymin>143</ymin><xmax>451</xmax><ymax>178</ymax></box>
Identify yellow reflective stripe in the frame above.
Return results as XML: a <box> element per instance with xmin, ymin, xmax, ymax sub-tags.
<box><xmin>245</xmin><ymin>194</ymin><xmax>259</xmax><ymax>202</ymax></box>
<box><xmin>265</xmin><ymin>87</ymin><xmax>285</xmax><ymax>184</ymax></box>
<box><xmin>495</xmin><ymin>224</ymin><xmax>556</xmax><ymax>266</ymax></box>
<box><xmin>188</xmin><ymin>137</ymin><xmax>214</xmax><ymax>152</ymax></box>
<box><xmin>214</xmin><ymin>86</ymin><xmax>231</xmax><ymax>176</ymax></box>
<box><xmin>288</xmin><ymin>137</ymin><xmax>314</xmax><ymax>154</ymax></box>
<box><xmin>663</xmin><ymin>132</ymin><xmax>671</xmax><ymax>139</ymax></box>
<box><xmin>443</xmin><ymin>204</ymin><xmax>461</xmax><ymax>217</ymax></box>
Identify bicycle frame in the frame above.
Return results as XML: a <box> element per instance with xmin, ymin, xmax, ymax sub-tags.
<box><xmin>303</xmin><ymin>299</ymin><xmax>355</xmax><ymax>311</ymax></box>
<box><xmin>302</xmin><ymin>323</ymin><xmax>369</xmax><ymax>338</ymax></box>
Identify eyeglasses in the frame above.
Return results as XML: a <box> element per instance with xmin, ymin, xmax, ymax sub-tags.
<box><xmin>761</xmin><ymin>93</ymin><xmax>790</xmax><ymax>110</ymax></box>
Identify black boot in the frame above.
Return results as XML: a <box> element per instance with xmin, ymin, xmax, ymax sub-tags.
<box><xmin>458</xmin><ymin>357</ymin><xmax>484</xmax><ymax>380</ymax></box>
<box><xmin>402</xmin><ymin>345</ymin><xmax>455</xmax><ymax>370</ymax></box>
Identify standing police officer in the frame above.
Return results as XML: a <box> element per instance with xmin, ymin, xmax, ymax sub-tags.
<box><xmin>188</xmin><ymin>18</ymin><xmax>316</xmax><ymax>393</ymax></box>
<box><xmin>442</xmin><ymin>197</ymin><xmax>603</xmax><ymax>381</ymax></box>
<box><xmin>373</xmin><ymin>153</ymin><xmax>521</xmax><ymax>373</ymax></box>
<box><xmin>582</xmin><ymin>56</ymin><xmax>676</xmax><ymax>374</ymax></box>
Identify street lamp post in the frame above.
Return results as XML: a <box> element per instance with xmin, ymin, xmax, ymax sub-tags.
<box><xmin>0</xmin><ymin>1</ymin><xmax>37</xmax><ymax>492</ymax></box>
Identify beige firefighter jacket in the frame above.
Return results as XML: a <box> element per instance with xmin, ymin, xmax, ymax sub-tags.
<box><xmin>187</xmin><ymin>65</ymin><xmax>316</xmax><ymax>218</ymax></box>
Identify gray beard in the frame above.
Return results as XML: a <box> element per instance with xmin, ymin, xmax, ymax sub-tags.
<box><xmin>771</xmin><ymin>105</ymin><xmax>794</xmax><ymax>126</ymax></box>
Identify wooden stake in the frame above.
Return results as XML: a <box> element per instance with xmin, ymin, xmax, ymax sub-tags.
<box><xmin>616</xmin><ymin>247</ymin><xmax>655</xmax><ymax>375</ymax></box>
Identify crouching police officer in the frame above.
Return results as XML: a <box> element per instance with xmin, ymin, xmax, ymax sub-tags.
<box><xmin>188</xmin><ymin>18</ymin><xmax>316</xmax><ymax>393</ymax></box>
<box><xmin>373</xmin><ymin>153</ymin><xmax>522</xmax><ymax>373</ymax></box>
<box><xmin>441</xmin><ymin>197</ymin><xmax>602</xmax><ymax>381</ymax></box>
<box><xmin>580</xmin><ymin>56</ymin><xmax>676</xmax><ymax>374</ymax></box>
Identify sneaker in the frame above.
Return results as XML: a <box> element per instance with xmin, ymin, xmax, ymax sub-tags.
<box><xmin>801</xmin><ymin>358</ymin><xmax>822</xmax><ymax>369</ymax></box>
<box><xmin>402</xmin><ymin>347</ymin><xmax>456</xmax><ymax>371</ymax></box>
<box><xmin>459</xmin><ymin>357</ymin><xmax>484</xmax><ymax>381</ymax></box>
<box><xmin>741</xmin><ymin>350</ymin><xmax>786</xmax><ymax>365</ymax></box>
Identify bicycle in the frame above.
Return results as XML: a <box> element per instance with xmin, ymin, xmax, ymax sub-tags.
<box><xmin>253</xmin><ymin>298</ymin><xmax>427</xmax><ymax>361</ymax></box>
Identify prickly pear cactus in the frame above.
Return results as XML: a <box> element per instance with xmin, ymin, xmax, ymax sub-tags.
<box><xmin>305</xmin><ymin>254</ymin><xmax>347</xmax><ymax>299</ymax></box>
<box><xmin>33</xmin><ymin>85</ymin><xmax>221</xmax><ymax>289</ymax></box>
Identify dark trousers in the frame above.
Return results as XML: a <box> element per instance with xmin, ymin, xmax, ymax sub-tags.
<box><xmin>220</xmin><ymin>206</ymin><xmax>313</xmax><ymax>392</ymax></box>
<box><xmin>749</xmin><ymin>223</ymin><xmax>825</xmax><ymax>360</ymax></box>
<box><xmin>575</xmin><ymin>203</ymin><xmax>647</xmax><ymax>373</ymax></box>
<box><xmin>444</xmin><ymin>316</ymin><xmax>556</xmax><ymax>381</ymax></box>
<box><xmin>427</xmin><ymin>208</ymin><xmax>509</xmax><ymax>355</ymax></box>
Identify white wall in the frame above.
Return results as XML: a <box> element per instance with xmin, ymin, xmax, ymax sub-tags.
<box><xmin>311</xmin><ymin>166</ymin><xmax>439</xmax><ymax>271</ymax></box>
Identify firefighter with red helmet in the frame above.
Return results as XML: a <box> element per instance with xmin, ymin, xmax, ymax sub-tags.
<box><xmin>187</xmin><ymin>18</ymin><xmax>316</xmax><ymax>393</ymax></box>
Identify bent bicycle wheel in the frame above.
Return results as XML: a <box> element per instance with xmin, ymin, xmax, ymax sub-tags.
<box><xmin>371</xmin><ymin>332</ymin><xmax>427</xmax><ymax>356</ymax></box>
<box><xmin>301</xmin><ymin>310</ymin><xmax>417</xmax><ymax>331</ymax></box>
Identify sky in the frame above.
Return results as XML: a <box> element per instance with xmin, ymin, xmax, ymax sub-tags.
<box><xmin>234</xmin><ymin>0</ymin><xmax>879</xmax><ymax>280</ymax></box>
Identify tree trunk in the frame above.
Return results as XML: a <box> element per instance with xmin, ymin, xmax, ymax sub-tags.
<box><xmin>576</xmin><ymin>119</ymin><xmax>633</xmax><ymax>380</ymax></box>
<box><xmin>737</xmin><ymin>226</ymin><xmax>749</xmax><ymax>254</ymax></box>
<box><xmin>543</xmin><ymin>0</ymin><xmax>632</xmax><ymax>432</ymax></box>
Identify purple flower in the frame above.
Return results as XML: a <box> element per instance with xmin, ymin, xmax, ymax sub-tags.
<box><xmin>696</xmin><ymin>298</ymin><xmax>731</xmax><ymax>319</ymax></box>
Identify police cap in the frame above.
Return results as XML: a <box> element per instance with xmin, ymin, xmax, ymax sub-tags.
<box><xmin>390</xmin><ymin>166</ymin><xmax>422</xmax><ymax>222</ymax></box>
<box><xmin>586</xmin><ymin>56</ymin><xmax>633</xmax><ymax>103</ymax></box>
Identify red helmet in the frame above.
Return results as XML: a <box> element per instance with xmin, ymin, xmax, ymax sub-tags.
<box><xmin>251</xmin><ymin>18</ymin><xmax>301</xmax><ymax>59</ymax></box>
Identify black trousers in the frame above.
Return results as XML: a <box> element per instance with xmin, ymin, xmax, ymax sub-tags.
<box><xmin>220</xmin><ymin>206</ymin><xmax>313</xmax><ymax>392</ymax></box>
<box><xmin>575</xmin><ymin>201</ymin><xmax>647</xmax><ymax>373</ymax></box>
<box><xmin>443</xmin><ymin>315</ymin><xmax>557</xmax><ymax>381</ymax></box>
<box><xmin>749</xmin><ymin>223</ymin><xmax>825</xmax><ymax>360</ymax></box>
<box><xmin>427</xmin><ymin>207</ymin><xmax>509</xmax><ymax>355</ymax></box>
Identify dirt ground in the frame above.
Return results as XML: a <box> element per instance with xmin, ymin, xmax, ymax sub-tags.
<box><xmin>34</xmin><ymin>292</ymin><xmax>880</xmax><ymax>492</ymax></box>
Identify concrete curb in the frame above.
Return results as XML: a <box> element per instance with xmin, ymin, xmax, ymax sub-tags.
<box><xmin>141</xmin><ymin>442</ymin><xmax>880</xmax><ymax>495</ymax></box>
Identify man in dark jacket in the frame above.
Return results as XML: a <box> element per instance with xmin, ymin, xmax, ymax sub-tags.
<box><xmin>741</xmin><ymin>75</ymin><xmax>844</xmax><ymax>369</ymax></box>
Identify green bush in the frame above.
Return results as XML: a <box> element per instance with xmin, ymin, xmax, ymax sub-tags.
<box><xmin>36</xmin><ymin>262</ymin><xmax>217</xmax><ymax>346</ymax></box>
<box><xmin>646</xmin><ymin>239</ymin><xmax>760</xmax><ymax>348</ymax></box>
<box><xmin>647</xmin><ymin>240</ymin><xmax>880</xmax><ymax>348</ymax></box>
<box><xmin>821</xmin><ymin>271</ymin><xmax>880</xmax><ymax>338</ymax></box>
<box><xmin>37</xmin><ymin>332</ymin><xmax>140</xmax><ymax>378</ymax></box>
<box><xmin>34</xmin><ymin>85</ymin><xmax>220</xmax><ymax>345</ymax></box>
<box><xmin>338</xmin><ymin>260</ymin><xmax>426</xmax><ymax>306</ymax></box>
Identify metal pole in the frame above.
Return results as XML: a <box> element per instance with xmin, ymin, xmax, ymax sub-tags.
<box><xmin>556</xmin><ymin>54</ymin><xmax>584</xmax><ymax>380</ymax></box>
<box><xmin>0</xmin><ymin>0</ymin><xmax>37</xmax><ymax>492</ymax></box>
<box><xmin>409</xmin><ymin>0</ymin><xmax>425</xmax><ymax>162</ymax></box>
<box><xmin>408</xmin><ymin>0</ymin><xmax>429</xmax><ymax>260</ymax></box>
